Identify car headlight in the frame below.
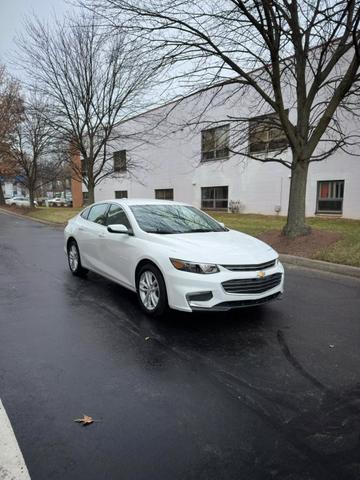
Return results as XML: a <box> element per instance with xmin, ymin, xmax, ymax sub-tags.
<box><xmin>170</xmin><ymin>258</ymin><xmax>219</xmax><ymax>274</ymax></box>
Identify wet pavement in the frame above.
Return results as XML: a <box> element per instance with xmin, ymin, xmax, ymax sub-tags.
<box><xmin>0</xmin><ymin>211</ymin><xmax>359</xmax><ymax>480</ymax></box>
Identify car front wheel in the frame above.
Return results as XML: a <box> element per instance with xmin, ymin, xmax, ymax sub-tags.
<box><xmin>136</xmin><ymin>263</ymin><xmax>168</xmax><ymax>316</ymax></box>
<box><xmin>67</xmin><ymin>240</ymin><xmax>88</xmax><ymax>277</ymax></box>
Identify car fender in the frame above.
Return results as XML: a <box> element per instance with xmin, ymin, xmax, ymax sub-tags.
<box><xmin>133</xmin><ymin>252</ymin><xmax>169</xmax><ymax>290</ymax></box>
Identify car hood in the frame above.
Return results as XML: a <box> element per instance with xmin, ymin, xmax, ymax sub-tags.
<box><xmin>146</xmin><ymin>229</ymin><xmax>277</xmax><ymax>265</ymax></box>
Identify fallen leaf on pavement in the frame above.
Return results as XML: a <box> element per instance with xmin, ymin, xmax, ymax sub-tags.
<box><xmin>74</xmin><ymin>414</ymin><xmax>95</xmax><ymax>426</ymax></box>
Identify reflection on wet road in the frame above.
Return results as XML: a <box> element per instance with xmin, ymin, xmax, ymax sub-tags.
<box><xmin>0</xmin><ymin>212</ymin><xmax>359</xmax><ymax>480</ymax></box>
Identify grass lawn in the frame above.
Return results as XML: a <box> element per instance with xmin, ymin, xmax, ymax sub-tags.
<box><xmin>212</xmin><ymin>212</ymin><xmax>360</xmax><ymax>267</ymax></box>
<box><xmin>25</xmin><ymin>207</ymin><xmax>81</xmax><ymax>224</ymax></box>
<box><xmin>2</xmin><ymin>205</ymin><xmax>359</xmax><ymax>267</ymax></box>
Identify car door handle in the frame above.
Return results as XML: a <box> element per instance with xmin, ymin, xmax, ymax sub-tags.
<box><xmin>98</xmin><ymin>233</ymin><xmax>105</xmax><ymax>238</ymax></box>
<box><xmin>79</xmin><ymin>227</ymin><xmax>85</xmax><ymax>231</ymax></box>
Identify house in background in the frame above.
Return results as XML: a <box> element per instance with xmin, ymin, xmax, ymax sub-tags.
<box><xmin>1</xmin><ymin>176</ymin><xmax>26</xmax><ymax>198</ymax></box>
<box><xmin>90</xmin><ymin>72</ymin><xmax>359</xmax><ymax>219</ymax></box>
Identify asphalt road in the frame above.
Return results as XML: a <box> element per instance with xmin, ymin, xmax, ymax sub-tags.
<box><xmin>0</xmin><ymin>211</ymin><xmax>359</xmax><ymax>480</ymax></box>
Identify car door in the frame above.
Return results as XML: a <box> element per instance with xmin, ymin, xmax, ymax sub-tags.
<box><xmin>78</xmin><ymin>203</ymin><xmax>110</xmax><ymax>272</ymax></box>
<box><xmin>100</xmin><ymin>203</ymin><xmax>136</xmax><ymax>288</ymax></box>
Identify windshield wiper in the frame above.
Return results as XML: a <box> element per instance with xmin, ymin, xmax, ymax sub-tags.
<box><xmin>185</xmin><ymin>229</ymin><xmax>219</xmax><ymax>233</ymax></box>
<box><xmin>147</xmin><ymin>228</ymin><xmax>225</xmax><ymax>234</ymax></box>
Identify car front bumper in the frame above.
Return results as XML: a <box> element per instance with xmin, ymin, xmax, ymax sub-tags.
<box><xmin>165</xmin><ymin>261</ymin><xmax>285</xmax><ymax>312</ymax></box>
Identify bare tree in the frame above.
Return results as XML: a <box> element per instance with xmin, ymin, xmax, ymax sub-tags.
<box><xmin>5</xmin><ymin>101</ymin><xmax>62</xmax><ymax>207</ymax></box>
<box><xmin>0</xmin><ymin>64</ymin><xmax>23</xmax><ymax>205</ymax></box>
<box><xmin>84</xmin><ymin>0</ymin><xmax>360</xmax><ymax>236</ymax></box>
<box><xmin>17</xmin><ymin>11</ymin><xmax>163</xmax><ymax>204</ymax></box>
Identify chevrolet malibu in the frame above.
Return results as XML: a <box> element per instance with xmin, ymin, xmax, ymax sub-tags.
<box><xmin>64</xmin><ymin>199</ymin><xmax>284</xmax><ymax>316</ymax></box>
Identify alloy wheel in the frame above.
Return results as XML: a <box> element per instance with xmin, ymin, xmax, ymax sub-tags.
<box><xmin>139</xmin><ymin>270</ymin><xmax>160</xmax><ymax>311</ymax></box>
<box><xmin>68</xmin><ymin>244</ymin><xmax>79</xmax><ymax>272</ymax></box>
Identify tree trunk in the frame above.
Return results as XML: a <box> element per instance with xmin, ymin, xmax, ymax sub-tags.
<box><xmin>28</xmin><ymin>187</ymin><xmax>35</xmax><ymax>208</ymax></box>
<box><xmin>87</xmin><ymin>182</ymin><xmax>95</xmax><ymax>204</ymax></box>
<box><xmin>0</xmin><ymin>185</ymin><xmax>5</xmax><ymax>205</ymax></box>
<box><xmin>283</xmin><ymin>158</ymin><xmax>311</xmax><ymax>237</ymax></box>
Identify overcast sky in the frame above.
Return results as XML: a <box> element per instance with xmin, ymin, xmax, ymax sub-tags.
<box><xmin>0</xmin><ymin>0</ymin><xmax>69</xmax><ymax>73</ymax></box>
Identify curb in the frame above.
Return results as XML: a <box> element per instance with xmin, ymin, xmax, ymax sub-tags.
<box><xmin>0</xmin><ymin>207</ymin><xmax>64</xmax><ymax>227</ymax></box>
<box><xmin>279</xmin><ymin>253</ymin><xmax>360</xmax><ymax>279</ymax></box>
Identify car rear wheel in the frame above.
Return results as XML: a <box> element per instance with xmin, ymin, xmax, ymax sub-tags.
<box><xmin>136</xmin><ymin>263</ymin><xmax>168</xmax><ymax>316</ymax></box>
<box><xmin>67</xmin><ymin>240</ymin><xmax>88</xmax><ymax>277</ymax></box>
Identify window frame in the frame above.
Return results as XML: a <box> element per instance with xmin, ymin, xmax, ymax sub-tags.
<box><xmin>115</xmin><ymin>190</ymin><xmax>128</xmax><ymax>199</ymax></box>
<box><xmin>81</xmin><ymin>159</ymin><xmax>88</xmax><ymax>177</ymax></box>
<box><xmin>201</xmin><ymin>124</ymin><xmax>230</xmax><ymax>162</ymax></box>
<box><xmin>154</xmin><ymin>188</ymin><xmax>174</xmax><ymax>200</ymax></box>
<box><xmin>82</xmin><ymin>192</ymin><xmax>89</xmax><ymax>205</ymax></box>
<box><xmin>316</xmin><ymin>180</ymin><xmax>344</xmax><ymax>214</ymax></box>
<box><xmin>248</xmin><ymin>112</ymin><xmax>288</xmax><ymax>154</ymax></box>
<box><xmin>113</xmin><ymin>150</ymin><xmax>127</xmax><ymax>173</ymax></box>
<box><xmin>201</xmin><ymin>186</ymin><xmax>229</xmax><ymax>210</ymax></box>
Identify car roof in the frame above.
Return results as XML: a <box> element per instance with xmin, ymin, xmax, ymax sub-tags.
<box><xmin>97</xmin><ymin>198</ymin><xmax>189</xmax><ymax>207</ymax></box>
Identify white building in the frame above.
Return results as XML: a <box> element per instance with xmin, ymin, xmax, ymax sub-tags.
<box><xmin>93</xmin><ymin>81</ymin><xmax>360</xmax><ymax>219</ymax></box>
<box><xmin>2</xmin><ymin>178</ymin><xmax>26</xmax><ymax>198</ymax></box>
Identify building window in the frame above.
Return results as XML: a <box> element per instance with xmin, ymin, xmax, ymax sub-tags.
<box><xmin>82</xmin><ymin>192</ymin><xmax>89</xmax><ymax>203</ymax></box>
<box><xmin>155</xmin><ymin>189</ymin><xmax>174</xmax><ymax>200</ymax></box>
<box><xmin>201</xmin><ymin>186</ymin><xmax>228</xmax><ymax>210</ymax></box>
<box><xmin>81</xmin><ymin>159</ymin><xmax>87</xmax><ymax>177</ymax></box>
<box><xmin>201</xmin><ymin>125</ymin><xmax>229</xmax><ymax>162</ymax></box>
<box><xmin>249</xmin><ymin>113</ymin><xmax>288</xmax><ymax>154</ymax></box>
<box><xmin>115</xmin><ymin>190</ymin><xmax>128</xmax><ymax>199</ymax></box>
<box><xmin>113</xmin><ymin>150</ymin><xmax>127</xmax><ymax>172</ymax></box>
<box><xmin>317</xmin><ymin>180</ymin><xmax>344</xmax><ymax>214</ymax></box>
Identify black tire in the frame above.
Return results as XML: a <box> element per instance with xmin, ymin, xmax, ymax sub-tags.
<box><xmin>67</xmin><ymin>240</ymin><xmax>88</xmax><ymax>277</ymax></box>
<box><xmin>136</xmin><ymin>263</ymin><xmax>168</xmax><ymax>317</ymax></box>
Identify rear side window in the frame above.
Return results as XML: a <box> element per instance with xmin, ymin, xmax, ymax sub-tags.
<box><xmin>87</xmin><ymin>204</ymin><xmax>109</xmax><ymax>225</ymax></box>
<box><xmin>106</xmin><ymin>204</ymin><xmax>131</xmax><ymax>229</ymax></box>
<box><xmin>80</xmin><ymin>207</ymin><xmax>91</xmax><ymax>219</ymax></box>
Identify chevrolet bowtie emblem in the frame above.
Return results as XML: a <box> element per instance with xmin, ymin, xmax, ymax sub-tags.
<box><xmin>257</xmin><ymin>271</ymin><xmax>265</xmax><ymax>279</ymax></box>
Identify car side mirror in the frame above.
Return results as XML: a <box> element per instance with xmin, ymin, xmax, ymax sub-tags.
<box><xmin>107</xmin><ymin>224</ymin><xmax>132</xmax><ymax>235</ymax></box>
<box><xmin>218</xmin><ymin>221</ymin><xmax>229</xmax><ymax>231</ymax></box>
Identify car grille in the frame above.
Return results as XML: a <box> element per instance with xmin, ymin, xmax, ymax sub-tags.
<box><xmin>222</xmin><ymin>273</ymin><xmax>282</xmax><ymax>294</ymax></box>
<box><xmin>221</xmin><ymin>259</ymin><xmax>277</xmax><ymax>271</ymax></box>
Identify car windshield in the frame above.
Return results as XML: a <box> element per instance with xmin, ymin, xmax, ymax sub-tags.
<box><xmin>130</xmin><ymin>204</ymin><xmax>227</xmax><ymax>234</ymax></box>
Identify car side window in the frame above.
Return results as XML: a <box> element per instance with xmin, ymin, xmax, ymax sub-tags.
<box><xmin>80</xmin><ymin>207</ymin><xmax>91</xmax><ymax>220</ymax></box>
<box><xmin>87</xmin><ymin>204</ymin><xmax>109</xmax><ymax>225</ymax></box>
<box><xmin>106</xmin><ymin>204</ymin><xmax>131</xmax><ymax>229</ymax></box>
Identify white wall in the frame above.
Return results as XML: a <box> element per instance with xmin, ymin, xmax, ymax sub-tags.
<box><xmin>94</xmin><ymin>83</ymin><xmax>360</xmax><ymax>219</ymax></box>
<box><xmin>2</xmin><ymin>182</ymin><xmax>24</xmax><ymax>197</ymax></box>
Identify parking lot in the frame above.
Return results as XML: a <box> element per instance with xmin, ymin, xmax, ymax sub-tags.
<box><xmin>0</xmin><ymin>211</ymin><xmax>359</xmax><ymax>480</ymax></box>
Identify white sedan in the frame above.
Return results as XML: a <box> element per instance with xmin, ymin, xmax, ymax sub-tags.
<box><xmin>5</xmin><ymin>196</ymin><xmax>38</xmax><ymax>207</ymax></box>
<box><xmin>64</xmin><ymin>199</ymin><xmax>284</xmax><ymax>316</ymax></box>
